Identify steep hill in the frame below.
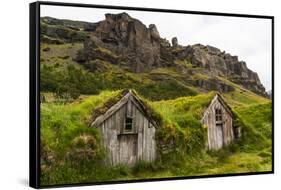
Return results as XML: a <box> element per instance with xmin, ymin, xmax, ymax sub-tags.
<box><xmin>40</xmin><ymin>13</ymin><xmax>268</xmax><ymax>101</ymax></box>
<box><xmin>39</xmin><ymin>13</ymin><xmax>272</xmax><ymax>185</ymax></box>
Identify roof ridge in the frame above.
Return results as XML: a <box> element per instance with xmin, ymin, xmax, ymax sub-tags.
<box><xmin>90</xmin><ymin>89</ymin><xmax>161</xmax><ymax>128</ymax></box>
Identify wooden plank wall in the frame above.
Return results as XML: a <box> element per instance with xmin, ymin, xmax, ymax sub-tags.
<box><xmin>203</xmin><ymin>97</ymin><xmax>234</xmax><ymax>150</ymax></box>
<box><xmin>98</xmin><ymin>99</ymin><xmax>156</xmax><ymax>166</ymax></box>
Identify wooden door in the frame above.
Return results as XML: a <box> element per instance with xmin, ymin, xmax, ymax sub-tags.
<box><xmin>118</xmin><ymin>134</ymin><xmax>138</xmax><ymax>165</ymax></box>
<box><xmin>216</xmin><ymin>123</ymin><xmax>224</xmax><ymax>148</ymax></box>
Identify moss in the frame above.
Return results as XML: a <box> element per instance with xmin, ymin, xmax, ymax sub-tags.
<box><xmin>152</xmin><ymin>92</ymin><xmax>216</xmax><ymax>156</ymax></box>
<box><xmin>40</xmin><ymin>56</ymin><xmax>200</xmax><ymax>101</ymax></box>
<box><xmin>234</xmin><ymin>102</ymin><xmax>272</xmax><ymax>151</ymax></box>
<box><xmin>96</xmin><ymin>46</ymin><xmax>119</xmax><ymax>58</ymax></box>
<box><xmin>88</xmin><ymin>89</ymin><xmax>129</xmax><ymax>124</ymax></box>
<box><xmin>41</xmin><ymin>21</ymin><xmax>88</xmax><ymax>43</ymax></box>
<box><xmin>192</xmin><ymin>73</ymin><xmax>211</xmax><ymax>80</ymax></box>
<box><xmin>39</xmin><ymin>16</ymin><xmax>272</xmax><ymax>184</ymax></box>
<box><xmin>218</xmin><ymin>76</ymin><xmax>270</xmax><ymax>107</ymax></box>
<box><xmin>41</xmin><ymin>43</ymin><xmax>83</xmax><ymax>62</ymax></box>
<box><xmin>149</xmin><ymin>67</ymin><xmax>182</xmax><ymax>77</ymax></box>
<box><xmin>138</xmin><ymin>78</ymin><xmax>198</xmax><ymax>101</ymax></box>
<box><xmin>41</xmin><ymin>90</ymin><xmax>272</xmax><ymax>184</ymax></box>
<box><xmin>41</xmin><ymin>35</ymin><xmax>65</xmax><ymax>45</ymax></box>
<box><xmin>174</xmin><ymin>59</ymin><xmax>193</xmax><ymax>68</ymax></box>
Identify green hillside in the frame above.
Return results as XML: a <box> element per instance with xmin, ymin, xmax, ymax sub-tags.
<box><xmin>39</xmin><ymin>15</ymin><xmax>272</xmax><ymax>186</ymax></box>
<box><xmin>40</xmin><ymin>44</ymin><xmax>198</xmax><ymax>101</ymax></box>
<box><xmin>40</xmin><ymin>90</ymin><xmax>272</xmax><ymax>185</ymax></box>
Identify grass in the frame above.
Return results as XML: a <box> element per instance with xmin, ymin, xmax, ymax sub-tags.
<box><xmin>223</xmin><ymin>89</ymin><xmax>269</xmax><ymax>107</ymax></box>
<box><xmin>40</xmin><ymin>42</ymin><xmax>199</xmax><ymax>101</ymax></box>
<box><xmin>234</xmin><ymin>102</ymin><xmax>272</xmax><ymax>151</ymax></box>
<box><xmin>40</xmin><ymin>88</ymin><xmax>272</xmax><ymax>185</ymax></box>
<box><xmin>200</xmin><ymin>152</ymin><xmax>271</xmax><ymax>175</ymax></box>
<box><xmin>192</xmin><ymin>73</ymin><xmax>212</xmax><ymax>80</ymax></box>
<box><xmin>96</xmin><ymin>46</ymin><xmax>119</xmax><ymax>58</ymax></box>
<box><xmin>218</xmin><ymin>76</ymin><xmax>270</xmax><ymax>107</ymax></box>
<box><xmin>40</xmin><ymin>43</ymin><xmax>83</xmax><ymax>63</ymax></box>
<box><xmin>151</xmin><ymin>93</ymin><xmax>216</xmax><ymax>155</ymax></box>
<box><xmin>39</xmin><ymin>17</ymin><xmax>273</xmax><ymax>185</ymax></box>
<box><xmin>174</xmin><ymin>59</ymin><xmax>193</xmax><ymax>68</ymax></box>
<box><xmin>40</xmin><ymin>41</ymin><xmax>269</xmax><ymax>105</ymax></box>
<box><xmin>40</xmin><ymin>90</ymin><xmax>122</xmax><ymax>184</ymax></box>
<box><xmin>41</xmin><ymin>21</ymin><xmax>88</xmax><ymax>43</ymax></box>
<box><xmin>39</xmin><ymin>40</ymin><xmax>272</xmax><ymax>185</ymax></box>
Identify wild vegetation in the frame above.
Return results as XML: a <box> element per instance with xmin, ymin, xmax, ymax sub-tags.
<box><xmin>39</xmin><ymin>14</ymin><xmax>272</xmax><ymax>186</ymax></box>
<box><xmin>40</xmin><ymin>58</ymin><xmax>198</xmax><ymax>101</ymax></box>
<box><xmin>39</xmin><ymin>43</ymin><xmax>272</xmax><ymax>186</ymax></box>
<box><xmin>40</xmin><ymin>89</ymin><xmax>272</xmax><ymax>185</ymax></box>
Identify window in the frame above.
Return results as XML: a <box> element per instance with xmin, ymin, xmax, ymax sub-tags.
<box><xmin>215</xmin><ymin>109</ymin><xmax>222</xmax><ymax>123</ymax></box>
<box><xmin>216</xmin><ymin>123</ymin><xmax>223</xmax><ymax>128</ymax></box>
<box><xmin>125</xmin><ymin>117</ymin><xmax>133</xmax><ymax>132</ymax></box>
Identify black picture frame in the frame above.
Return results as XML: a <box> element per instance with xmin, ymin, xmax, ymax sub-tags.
<box><xmin>30</xmin><ymin>1</ymin><xmax>274</xmax><ymax>188</ymax></box>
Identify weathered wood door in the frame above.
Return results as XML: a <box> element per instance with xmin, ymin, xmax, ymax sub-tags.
<box><xmin>118</xmin><ymin>134</ymin><xmax>138</xmax><ymax>165</ymax></box>
<box><xmin>216</xmin><ymin>123</ymin><xmax>224</xmax><ymax>148</ymax></box>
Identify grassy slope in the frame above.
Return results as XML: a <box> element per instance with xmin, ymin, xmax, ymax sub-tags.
<box><xmin>40</xmin><ymin>42</ymin><xmax>272</xmax><ymax>185</ymax></box>
<box><xmin>41</xmin><ymin>42</ymin><xmax>270</xmax><ymax>103</ymax></box>
<box><xmin>40</xmin><ymin>88</ymin><xmax>272</xmax><ymax>185</ymax></box>
<box><xmin>40</xmin><ymin>43</ymin><xmax>198</xmax><ymax>101</ymax></box>
<box><xmin>41</xmin><ymin>91</ymin><xmax>121</xmax><ymax>184</ymax></box>
<box><xmin>150</xmin><ymin>92</ymin><xmax>272</xmax><ymax>176</ymax></box>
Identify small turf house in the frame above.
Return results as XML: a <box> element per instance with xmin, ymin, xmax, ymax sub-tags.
<box><xmin>201</xmin><ymin>93</ymin><xmax>239</xmax><ymax>150</ymax></box>
<box><xmin>90</xmin><ymin>90</ymin><xmax>159</xmax><ymax>166</ymax></box>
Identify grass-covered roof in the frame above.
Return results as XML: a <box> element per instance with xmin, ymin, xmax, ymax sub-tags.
<box><xmin>89</xmin><ymin>89</ymin><xmax>163</xmax><ymax>127</ymax></box>
<box><xmin>152</xmin><ymin>91</ymin><xmax>217</xmax><ymax>121</ymax></box>
<box><xmin>40</xmin><ymin>89</ymin><xmax>272</xmax><ymax>185</ymax></box>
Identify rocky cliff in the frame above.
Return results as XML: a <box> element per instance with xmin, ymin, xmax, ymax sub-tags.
<box><xmin>172</xmin><ymin>44</ymin><xmax>266</xmax><ymax>96</ymax></box>
<box><xmin>86</xmin><ymin>13</ymin><xmax>163</xmax><ymax>73</ymax></box>
<box><xmin>40</xmin><ymin>13</ymin><xmax>268</xmax><ymax>97</ymax></box>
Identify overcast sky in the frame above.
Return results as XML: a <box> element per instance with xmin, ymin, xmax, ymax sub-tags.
<box><xmin>41</xmin><ymin>5</ymin><xmax>272</xmax><ymax>91</ymax></box>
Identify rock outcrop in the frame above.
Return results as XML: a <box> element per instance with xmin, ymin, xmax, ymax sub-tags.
<box><xmin>41</xmin><ymin>16</ymin><xmax>98</xmax><ymax>31</ymax></box>
<box><xmin>40</xmin><ymin>13</ymin><xmax>268</xmax><ymax>97</ymax></box>
<box><xmin>92</xmin><ymin>12</ymin><xmax>162</xmax><ymax>72</ymax></box>
<box><xmin>173</xmin><ymin>44</ymin><xmax>266</xmax><ymax>96</ymax></box>
<box><xmin>172</xmin><ymin>37</ymin><xmax>178</xmax><ymax>47</ymax></box>
<box><xmin>194</xmin><ymin>79</ymin><xmax>235</xmax><ymax>93</ymax></box>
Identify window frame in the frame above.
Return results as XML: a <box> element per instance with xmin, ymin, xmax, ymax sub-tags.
<box><xmin>215</xmin><ymin>108</ymin><xmax>223</xmax><ymax>124</ymax></box>
<box><xmin>124</xmin><ymin>116</ymin><xmax>133</xmax><ymax>133</ymax></box>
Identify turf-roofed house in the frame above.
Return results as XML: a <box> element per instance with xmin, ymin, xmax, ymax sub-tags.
<box><xmin>89</xmin><ymin>89</ymin><xmax>240</xmax><ymax>166</ymax></box>
<box><xmin>201</xmin><ymin>93</ymin><xmax>240</xmax><ymax>150</ymax></box>
<box><xmin>90</xmin><ymin>90</ymin><xmax>160</xmax><ymax>166</ymax></box>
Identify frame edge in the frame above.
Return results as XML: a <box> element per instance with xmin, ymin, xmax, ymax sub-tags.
<box><xmin>29</xmin><ymin>1</ymin><xmax>40</xmax><ymax>189</ymax></box>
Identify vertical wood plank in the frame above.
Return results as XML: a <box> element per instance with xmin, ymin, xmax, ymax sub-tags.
<box><xmin>97</xmin><ymin>95</ymin><xmax>157</xmax><ymax>166</ymax></box>
<box><xmin>204</xmin><ymin>97</ymin><xmax>234</xmax><ymax>150</ymax></box>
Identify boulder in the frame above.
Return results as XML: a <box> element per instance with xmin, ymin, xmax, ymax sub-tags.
<box><xmin>172</xmin><ymin>37</ymin><xmax>178</xmax><ymax>47</ymax></box>
<box><xmin>195</xmin><ymin>79</ymin><xmax>235</xmax><ymax>93</ymax></box>
<box><xmin>149</xmin><ymin>24</ymin><xmax>160</xmax><ymax>40</ymax></box>
<box><xmin>75</xmin><ymin>36</ymin><xmax>119</xmax><ymax>67</ymax></box>
<box><xmin>92</xmin><ymin>12</ymin><xmax>162</xmax><ymax>72</ymax></box>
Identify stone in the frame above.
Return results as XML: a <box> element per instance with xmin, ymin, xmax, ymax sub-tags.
<box><xmin>149</xmin><ymin>24</ymin><xmax>160</xmax><ymax>40</ymax></box>
<box><xmin>174</xmin><ymin>44</ymin><xmax>267</xmax><ymax>96</ymax></box>
<box><xmin>92</xmin><ymin>12</ymin><xmax>162</xmax><ymax>72</ymax></box>
<box><xmin>75</xmin><ymin>36</ymin><xmax>119</xmax><ymax>67</ymax></box>
<box><xmin>195</xmin><ymin>79</ymin><xmax>235</xmax><ymax>93</ymax></box>
<box><xmin>41</xmin><ymin>14</ymin><xmax>268</xmax><ymax>97</ymax></box>
<box><xmin>172</xmin><ymin>37</ymin><xmax>178</xmax><ymax>47</ymax></box>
